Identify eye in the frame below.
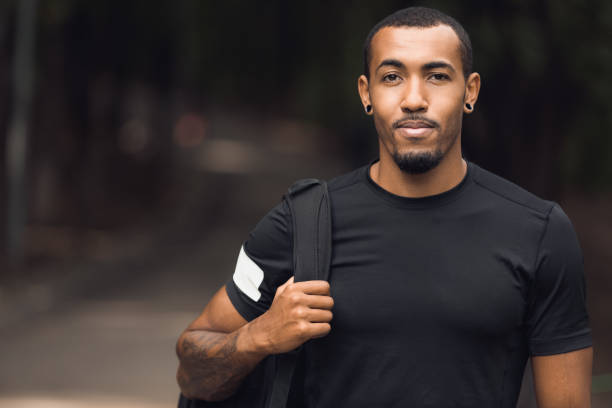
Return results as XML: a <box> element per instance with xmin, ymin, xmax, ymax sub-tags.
<box><xmin>429</xmin><ymin>73</ymin><xmax>450</xmax><ymax>81</ymax></box>
<box><xmin>382</xmin><ymin>73</ymin><xmax>401</xmax><ymax>83</ymax></box>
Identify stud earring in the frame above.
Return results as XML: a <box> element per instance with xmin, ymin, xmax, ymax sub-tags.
<box><xmin>465</xmin><ymin>103</ymin><xmax>473</xmax><ymax>111</ymax></box>
<box><xmin>366</xmin><ymin>105</ymin><xmax>372</xmax><ymax>113</ymax></box>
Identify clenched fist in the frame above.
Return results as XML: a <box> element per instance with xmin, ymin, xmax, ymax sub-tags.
<box><xmin>248</xmin><ymin>276</ymin><xmax>334</xmax><ymax>355</ymax></box>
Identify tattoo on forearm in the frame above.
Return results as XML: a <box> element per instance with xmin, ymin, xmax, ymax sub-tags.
<box><xmin>177</xmin><ymin>329</ymin><xmax>259</xmax><ymax>400</ymax></box>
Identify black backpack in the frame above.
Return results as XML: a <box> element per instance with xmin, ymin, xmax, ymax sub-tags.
<box><xmin>178</xmin><ymin>178</ymin><xmax>332</xmax><ymax>408</ymax></box>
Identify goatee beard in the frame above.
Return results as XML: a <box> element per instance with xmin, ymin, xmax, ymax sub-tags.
<box><xmin>393</xmin><ymin>150</ymin><xmax>443</xmax><ymax>174</ymax></box>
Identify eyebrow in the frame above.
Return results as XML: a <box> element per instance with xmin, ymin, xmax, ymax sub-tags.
<box><xmin>422</xmin><ymin>61</ymin><xmax>456</xmax><ymax>73</ymax></box>
<box><xmin>375</xmin><ymin>59</ymin><xmax>404</xmax><ymax>73</ymax></box>
<box><xmin>375</xmin><ymin>59</ymin><xmax>457</xmax><ymax>74</ymax></box>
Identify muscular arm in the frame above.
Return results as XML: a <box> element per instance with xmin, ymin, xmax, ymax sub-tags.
<box><xmin>176</xmin><ymin>286</ymin><xmax>266</xmax><ymax>401</ymax></box>
<box><xmin>532</xmin><ymin>347</ymin><xmax>593</xmax><ymax>408</ymax></box>
<box><xmin>176</xmin><ymin>278</ymin><xmax>333</xmax><ymax>401</ymax></box>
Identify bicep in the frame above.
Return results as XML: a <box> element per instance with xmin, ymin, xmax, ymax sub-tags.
<box><xmin>531</xmin><ymin>347</ymin><xmax>593</xmax><ymax>408</ymax></box>
<box><xmin>187</xmin><ymin>285</ymin><xmax>248</xmax><ymax>333</ymax></box>
<box><xmin>184</xmin><ymin>201</ymin><xmax>292</xmax><ymax>334</ymax></box>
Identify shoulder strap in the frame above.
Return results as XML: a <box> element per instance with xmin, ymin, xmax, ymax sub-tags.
<box><xmin>284</xmin><ymin>178</ymin><xmax>332</xmax><ymax>282</ymax></box>
<box><xmin>266</xmin><ymin>178</ymin><xmax>332</xmax><ymax>408</ymax></box>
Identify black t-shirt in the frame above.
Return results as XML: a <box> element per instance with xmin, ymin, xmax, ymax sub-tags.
<box><xmin>226</xmin><ymin>160</ymin><xmax>592</xmax><ymax>408</ymax></box>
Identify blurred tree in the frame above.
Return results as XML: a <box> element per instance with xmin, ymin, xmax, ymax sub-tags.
<box><xmin>457</xmin><ymin>0</ymin><xmax>612</xmax><ymax>196</ymax></box>
<box><xmin>1</xmin><ymin>0</ymin><xmax>611</xmax><ymax>256</ymax></box>
<box><xmin>5</xmin><ymin>0</ymin><xmax>37</xmax><ymax>265</ymax></box>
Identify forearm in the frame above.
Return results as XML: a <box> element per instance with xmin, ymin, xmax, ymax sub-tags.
<box><xmin>176</xmin><ymin>323</ymin><xmax>267</xmax><ymax>401</ymax></box>
<box><xmin>532</xmin><ymin>348</ymin><xmax>593</xmax><ymax>408</ymax></box>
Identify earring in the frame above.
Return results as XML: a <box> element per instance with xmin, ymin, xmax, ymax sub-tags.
<box><xmin>366</xmin><ymin>105</ymin><xmax>372</xmax><ymax>113</ymax></box>
<box><xmin>465</xmin><ymin>103</ymin><xmax>473</xmax><ymax>111</ymax></box>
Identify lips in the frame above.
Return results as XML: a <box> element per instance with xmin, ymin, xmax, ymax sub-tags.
<box><xmin>397</xmin><ymin>127</ymin><xmax>433</xmax><ymax>137</ymax></box>
<box><xmin>395</xmin><ymin>120</ymin><xmax>435</xmax><ymax>138</ymax></box>
<box><xmin>397</xmin><ymin>120</ymin><xmax>434</xmax><ymax>129</ymax></box>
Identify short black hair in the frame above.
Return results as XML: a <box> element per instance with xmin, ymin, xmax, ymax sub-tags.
<box><xmin>363</xmin><ymin>7</ymin><xmax>473</xmax><ymax>79</ymax></box>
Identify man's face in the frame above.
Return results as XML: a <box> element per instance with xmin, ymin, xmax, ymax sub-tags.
<box><xmin>359</xmin><ymin>25</ymin><xmax>477</xmax><ymax>174</ymax></box>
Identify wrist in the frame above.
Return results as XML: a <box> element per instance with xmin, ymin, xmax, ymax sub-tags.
<box><xmin>238</xmin><ymin>319</ymin><xmax>270</xmax><ymax>357</ymax></box>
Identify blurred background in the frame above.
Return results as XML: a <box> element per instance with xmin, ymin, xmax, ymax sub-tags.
<box><xmin>0</xmin><ymin>0</ymin><xmax>610</xmax><ymax>407</ymax></box>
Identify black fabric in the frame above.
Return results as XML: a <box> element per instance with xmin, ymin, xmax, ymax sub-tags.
<box><xmin>268</xmin><ymin>180</ymin><xmax>331</xmax><ymax>408</ymax></box>
<box><xmin>285</xmin><ymin>179</ymin><xmax>332</xmax><ymax>282</ymax></box>
<box><xmin>226</xmin><ymin>160</ymin><xmax>592</xmax><ymax>408</ymax></box>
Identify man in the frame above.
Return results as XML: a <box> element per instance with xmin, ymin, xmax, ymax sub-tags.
<box><xmin>176</xmin><ymin>7</ymin><xmax>593</xmax><ymax>407</ymax></box>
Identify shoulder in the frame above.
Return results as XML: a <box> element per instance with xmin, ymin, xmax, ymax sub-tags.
<box><xmin>469</xmin><ymin>162</ymin><xmax>555</xmax><ymax>217</ymax></box>
<box><xmin>326</xmin><ymin>165</ymin><xmax>367</xmax><ymax>193</ymax></box>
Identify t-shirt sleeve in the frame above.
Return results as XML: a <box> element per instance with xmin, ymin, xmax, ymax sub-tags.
<box><xmin>525</xmin><ymin>203</ymin><xmax>592</xmax><ymax>356</ymax></box>
<box><xmin>225</xmin><ymin>200</ymin><xmax>293</xmax><ymax>322</ymax></box>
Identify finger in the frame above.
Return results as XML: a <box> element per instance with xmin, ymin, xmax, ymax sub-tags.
<box><xmin>276</xmin><ymin>276</ymin><xmax>295</xmax><ymax>294</ymax></box>
<box><xmin>308</xmin><ymin>322</ymin><xmax>331</xmax><ymax>339</ymax></box>
<box><xmin>293</xmin><ymin>280</ymin><xmax>330</xmax><ymax>296</ymax></box>
<box><xmin>304</xmin><ymin>294</ymin><xmax>334</xmax><ymax>310</ymax></box>
<box><xmin>307</xmin><ymin>308</ymin><xmax>333</xmax><ymax>323</ymax></box>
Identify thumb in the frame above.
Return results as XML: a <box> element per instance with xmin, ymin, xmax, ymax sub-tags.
<box><xmin>276</xmin><ymin>276</ymin><xmax>294</xmax><ymax>294</ymax></box>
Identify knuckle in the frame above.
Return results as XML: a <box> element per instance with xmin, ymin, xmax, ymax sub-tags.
<box><xmin>296</xmin><ymin>321</ymin><xmax>309</xmax><ymax>336</ymax></box>
<box><xmin>293</xmin><ymin>307</ymin><xmax>307</xmax><ymax>319</ymax></box>
<box><xmin>289</xmin><ymin>293</ymin><xmax>301</xmax><ymax>304</ymax></box>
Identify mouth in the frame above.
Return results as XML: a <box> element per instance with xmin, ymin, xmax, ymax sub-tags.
<box><xmin>395</xmin><ymin>121</ymin><xmax>435</xmax><ymax>138</ymax></box>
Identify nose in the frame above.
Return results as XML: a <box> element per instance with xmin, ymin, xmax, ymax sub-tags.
<box><xmin>400</xmin><ymin>76</ymin><xmax>428</xmax><ymax>112</ymax></box>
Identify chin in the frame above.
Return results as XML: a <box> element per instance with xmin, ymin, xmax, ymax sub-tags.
<box><xmin>393</xmin><ymin>149</ymin><xmax>444</xmax><ymax>174</ymax></box>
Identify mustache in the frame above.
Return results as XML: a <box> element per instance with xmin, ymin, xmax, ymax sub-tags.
<box><xmin>392</xmin><ymin>114</ymin><xmax>440</xmax><ymax>129</ymax></box>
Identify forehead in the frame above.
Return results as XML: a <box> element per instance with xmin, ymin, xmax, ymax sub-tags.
<box><xmin>370</xmin><ymin>25</ymin><xmax>462</xmax><ymax>70</ymax></box>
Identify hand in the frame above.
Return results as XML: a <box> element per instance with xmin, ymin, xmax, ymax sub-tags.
<box><xmin>249</xmin><ymin>276</ymin><xmax>334</xmax><ymax>354</ymax></box>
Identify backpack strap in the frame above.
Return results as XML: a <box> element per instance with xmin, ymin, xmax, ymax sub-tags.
<box><xmin>266</xmin><ymin>178</ymin><xmax>332</xmax><ymax>408</ymax></box>
<box><xmin>285</xmin><ymin>178</ymin><xmax>332</xmax><ymax>282</ymax></box>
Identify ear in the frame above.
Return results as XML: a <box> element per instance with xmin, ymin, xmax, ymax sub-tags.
<box><xmin>463</xmin><ymin>72</ymin><xmax>481</xmax><ymax>114</ymax></box>
<box><xmin>358</xmin><ymin>75</ymin><xmax>373</xmax><ymax>115</ymax></box>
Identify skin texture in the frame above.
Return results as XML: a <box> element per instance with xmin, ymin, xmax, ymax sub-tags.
<box><xmin>176</xmin><ymin>277</ymin><xmax>333</xmax><ymax>401</ymax></box>
<box><xmin>532</xmin><ymin>348</ymin><xmax>593</xmax><ymax>408</ymax></box>
<box><xmin>176</xmin><ymin>23</ymin><xmax>593</xmax><ymax>406</ymax></box>
<box><xmin>358</xmin><ymin>25</ymin><xmax>480</xmax><ymax>198</ymax></box>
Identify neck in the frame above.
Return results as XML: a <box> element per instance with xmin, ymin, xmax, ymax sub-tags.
<box><xmin>370</xmin><ymin>143</ymin><xmax>466</xmax><ymax>198</ymax></box>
